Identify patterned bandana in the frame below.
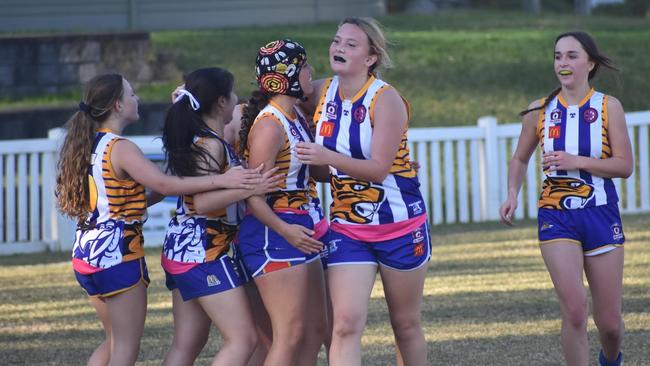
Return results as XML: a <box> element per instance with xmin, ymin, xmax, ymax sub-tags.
<box><xmin>255</xmin><ymin>39</ymin><xmax>307</xmax><ymax>99</ymax></box>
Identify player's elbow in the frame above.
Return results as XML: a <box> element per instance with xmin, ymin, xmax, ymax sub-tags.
<box><xmin>621</xmin><ymin>163</ymin><xmax>633</xmax><ymax>179</ymax></box>
<box><xmin>193</xmin><ymin>201</ymin><xmax>211</xmax><ymax>215</ymax></box>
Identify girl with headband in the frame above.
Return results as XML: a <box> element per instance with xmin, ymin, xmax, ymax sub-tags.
<box><xmin>55</xmin><ymin>73</ymin><xmax>261</xmax><ymax>365</ymax></box>
<box><xmin>160</xmin><ymin>67</ymin><xmax>282</xmax><ymax>366</ymax></box>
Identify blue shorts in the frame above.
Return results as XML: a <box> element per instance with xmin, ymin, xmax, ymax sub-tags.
<box><xmin>538</xmin><ymin>202</ymin><xmax>625</xmax><ymax>256</ymax></box>
<box><xmin>164</xmin><ymin>254</ymin><xmax>246</xmax><ymax>301</ymax></box>
<box><xmin>75</xmin><ymin>257</ymin><xmax>149</xmax><ymax>297</ymax></box>
<box><xmin>231</xmin><ymin>241</ymin><xmax>252</xmax><ymax>283</ymax></box>
<box><xmin>237</xmin><ymin>213</ymin><xmax>322</xmax><ymax>278</ymax></box>
<box><xmin>326</xmin><ymin>222</ymin><xmax>431</xmax><ymax>271</ymax></box>
<box><xmin>319</xmin><ymin>239</ymin><xmax>330</xmax><ymax>270</ymax></box>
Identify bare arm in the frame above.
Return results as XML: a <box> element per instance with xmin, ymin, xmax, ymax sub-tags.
<box><xmin>246</xmin><ymin>118</ymin><xmax>322</xmax><ymax>254</ymax></box>
<box><xmin>146</xmin><ymin>191</ymin><xmax>165</xmax><ymax>207</ymax></box>
<box><xmin>500</xmin><ymin>101</ymin><xmax>541</xmax><ymax>225</ymax></box>
<box><xmin>194</xmin><ymin>167</ymin><xmax>282</xmax><ymax>215</ymax></box>
<box><xmin>542</xmin><ymin>96</ymin><xmax>633</xmax><ymax>178</ymax></box>
<box><xmin>110</xmin><ymin>139</ymin><xmax>261</xmax><ymax>196</ymax></box>
<box><xmin>295</xmin><ymin>87</ymin><xmax>407</xmax><ymax>183</ymax></box>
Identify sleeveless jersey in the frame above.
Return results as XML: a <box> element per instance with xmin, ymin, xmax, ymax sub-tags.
<box><xmin>295</xmin><ymin>107</ymin><xmax>328</xmax><ymax>231</ymax></box>
<box><xmin>536</xmin><ymin>89</ymin><xmax>618</xmax><ymax>210</ymax></box>
<box><xmin>72</xmin><ymin>129</ymin><xmax>147</xmax><ymax>272</ymax></box>
<box><xmin>314</xmin><ymin>76</ymin><xmax>426</xmax><ymax>241</ymax></box>
<box><xmin>162</xmin><ymin>130</ymin><xmax>245</xmax><ymax>273</ymax></box>
<box><xmin>248</xmin><ymin>100</ymin><xmax>312</xmax><ymax>212</ymax></box>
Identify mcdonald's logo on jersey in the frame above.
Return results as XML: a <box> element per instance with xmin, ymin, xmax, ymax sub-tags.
<box><xmin>549</xmin><ymin>125</ymin><xmax>561</xmax><ymax>139</ymax></box>
<box><xmin>320</xmin><ymin>121</ymin><xmax>335</xmax><ymax>138</ymax></box>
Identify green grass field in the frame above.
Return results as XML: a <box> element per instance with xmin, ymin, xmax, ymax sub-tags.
<box><xmin>2</xmin><ymin>10</ymin><xmax>649</xmax><ymax>127</ymax></box>
<box><xmin>1</xmin><ymin>214</ymin><xmax>648</xmax><ymax>365</ymax></box>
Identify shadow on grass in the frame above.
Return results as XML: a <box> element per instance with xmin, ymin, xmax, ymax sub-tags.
<box><xmin>4</xmin><ymin>325</ymin><xmax>648</xmax><ymax>366</ymax></box>
<box><xmin>0</xmin><ymin>250</ymin><xmax>70</xmax><ymax>267</ymax></box>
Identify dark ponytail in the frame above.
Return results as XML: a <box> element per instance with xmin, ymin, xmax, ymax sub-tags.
<box><xmin>162</xmin><ymin>67</ymin><xmax>235</xmax><ymax>177</ymax></box>
<box><xmin>520</xmin><ymin>87</ymin><xmax>561</xmax><ymax>116</ymax></box>
<box><xmin>239</xmin><ymin>90</ymin><xmax>272</xmax><ymax>157</ymax></box>
<box><xmin>520</xmin><ymin>31</ymin><xmax>618</xmax><ymax>117</ymax></box>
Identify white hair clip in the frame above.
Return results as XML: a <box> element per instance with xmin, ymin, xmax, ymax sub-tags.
<box><xmin>174</xmin><ymin>89</ymin><xmax>200</xmax><ymax>111</ymax></box>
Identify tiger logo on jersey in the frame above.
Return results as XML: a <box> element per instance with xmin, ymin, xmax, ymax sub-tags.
<box><xmin>205</xmin><ymin>219</ymin><xmax>238</xmax><ymax>260</ymax></box>
<box><xmin>330</xmin><ymin>176</ymin><xmax>385</xmax><ymax>224</ymax></box>
<box><xmin>164</xmin><ymin>217</ymin><xmax>206</xmax><ymax>262</ymax></box>
<box><xmin>75</xmin><ymin>220</ymin><xmax>123</xmax><ymax>268</ymax></box>
<box><xmin>266</xmin><ymin>191</ymin><xmax>310</xmax><ymax>211</ymax></box>
<box><xmin>539</xmin><ymin>177</ymin><xmax>595</xmax><ymax>210</ymax></box>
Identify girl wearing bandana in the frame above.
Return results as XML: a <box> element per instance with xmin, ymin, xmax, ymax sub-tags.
<box><xmin>500</xmin><ymin>32</ymin><xmax>631</xmax><ymax>366</ymax></box>
<box><xmin>236</xmin><ymin>39</ymin><xmax>327</xmax><ymax>366</ymax></box>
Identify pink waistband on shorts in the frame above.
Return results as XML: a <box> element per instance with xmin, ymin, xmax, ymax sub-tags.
<box><xmin>330</xmin><ymin>215</ymin><xmax>427</xmax><ymax>242</ymax></box>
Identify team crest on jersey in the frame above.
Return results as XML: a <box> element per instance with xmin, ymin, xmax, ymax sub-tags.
<box><xmin>320</xmin><ymin>121</ymin><xmax>335</xmax><ymax>138</ymax></box>
<box><xmin>412</xmin><ymin>226</ymin><xmax>425</xmax><ymax>244</ymax></box>
<box><xmin>611</xmin><ymin>223</ymin><xmax>623</xmax><ymax>240</ymax></box>
<box><xmin>583</xmin><ymin>108</ymin><xmax>598</xmax><ymax>123</ymax></box>
<box><xmin>353</xmin><ymin>105</ymin><xmax>367</xmax><ymax>123</ymax></box>
<box><xmin>550</xmin><ymin>109</ymin><xmax>562</xmax><ymax>123</ymax></box>
<box><xmin>326</xmin><ymin>101</ymin><xmax>338</xmax><ymax>120</ymax></box>
<box><xmin>288</xmin><ymin>124</ymin><xmax>300</xmax><ymax>138</ymax></box>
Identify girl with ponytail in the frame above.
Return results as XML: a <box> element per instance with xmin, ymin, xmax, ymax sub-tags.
<box><xmin>160</xmin><ymin>68</ymin><xmax>282</xmax><ymax>366</ymax></box>
<box><xmin>500</xmin><ymin>32</ymin><xmax>631</xmax><ymax>366</ymax></box>
<box><xmin>235</xmin><ymin>39</ymin><xmax>327</xmax><ymax>366</ymax></box>
<box><xmin>55</xmin><ymin>73</ymin><xmax>262</xmax><ymax>366</ymax></box>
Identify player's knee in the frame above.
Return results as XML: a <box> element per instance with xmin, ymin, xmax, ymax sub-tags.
<box><xmin>390</xmin><ymin>313</ymin><xmax>422</xmax><ymax>340</ymax></box>
<box><xmin>229</xmin><ymin>327</ymin><xmax>258</xmax><ymax>354</ymax></box>
<box><xmin>596</xmin><ymin>315</ymin><xmax>623</xmax><ymax>341</ymax></box>
<box><xmin>332</xmin><ymin>312</ymin><xmax>364</xmax><ymax>339</ymax></box>
<box><xmin>562</xmin><ymin>298</ymin><xmax>588</xmax><ymax>329</ymax></box>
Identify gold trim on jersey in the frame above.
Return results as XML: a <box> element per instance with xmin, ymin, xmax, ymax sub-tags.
<box><xmin>557</xmin><ymin>88</ymin><xmax>594</xmax><ymax>108</ymax></box>
<box><xmin>601</xmin><ymin>95</ymin><xmax>611</xmax><ymax>158</ymax></box>
<box><xmin>313</xmin><ymin>78</ymin><xmax>334</xmax><ymax>125</ymax></box>
<box><xmin>338</xmin><ymin>75</ymin><xmax>376</xmax><ymax>102</ymax></box>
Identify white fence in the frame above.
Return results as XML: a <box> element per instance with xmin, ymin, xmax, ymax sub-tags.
<box><xmin>2</xmin><ymin>111</ymin><xmax>650</xmax><ymax>254</ymax></box>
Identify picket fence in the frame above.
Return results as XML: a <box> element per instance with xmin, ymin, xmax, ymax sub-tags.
<box><xmin>1</xmin><ymin>111</ymin><xmax>650</xmax><ymax>255</ymax></box>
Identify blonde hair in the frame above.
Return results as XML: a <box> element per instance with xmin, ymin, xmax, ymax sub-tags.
<box><xmin>56</xmin><ymin>74</ymin><xmax>124</xmax><ymax>221</ymax></box>
<box><xmin>339</xmin><ymin>17</ymin><xmax>393</xmax><ymax>76</ymax></box>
